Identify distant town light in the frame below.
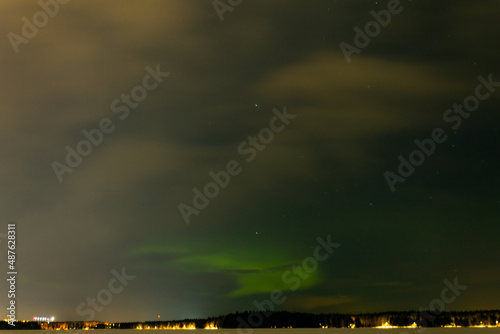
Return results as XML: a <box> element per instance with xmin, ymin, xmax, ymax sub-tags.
<box><xmin>33</xmin><ymin>316</ymin><xmax>54</xmax><ymax>323</ymax></box>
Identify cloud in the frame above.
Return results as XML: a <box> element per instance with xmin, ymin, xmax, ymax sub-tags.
<box><xmin>254</xmin><ymin>51</ymin><xmax>465</xmax><ymax>137</ymax></box>
<box><xmin>1</xmin><ymin>0</ymin><xmax>499</xmax><ymax>321</ymax></box>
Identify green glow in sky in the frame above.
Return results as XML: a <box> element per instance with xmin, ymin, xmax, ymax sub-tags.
<box><xmin>133</xmin><ymin>242</ymin><xmax>322</xmax><ymax>297</ymax></box>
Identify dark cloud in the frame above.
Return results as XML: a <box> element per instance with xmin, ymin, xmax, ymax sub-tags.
<box><xmin>0</xmin><ymin>0</ymin><xmax>499</xmax><ymax>322</ymax></box>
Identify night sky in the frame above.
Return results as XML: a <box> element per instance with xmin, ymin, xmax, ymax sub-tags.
<box><xmin>1</xmin><ymin>0</ymin><xmax>500</xmax><ymax>323</ymax></box>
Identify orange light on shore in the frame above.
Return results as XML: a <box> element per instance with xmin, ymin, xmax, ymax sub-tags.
<box><xmin>375</xmin><ymin>322</ymin><xmax>418</xmax><ymax>329</ymax></box>
<box><xmin>204</xmin><ymin>321</ymin><xmax>218</xmax><ymax>329</ymax></box>
<box><xmin>164</xmin><ymin>323</ymin><xmax>196</xmax><ymax>330</ymax></box>
<box><xmin>376</xmin><ymin>322</ymin><xmax>397</xmax><ymax>329</ymax></box>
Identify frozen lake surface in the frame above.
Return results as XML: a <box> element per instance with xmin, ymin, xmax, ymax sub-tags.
<box><xmin>19</xmin><ymin>328</ymin><xmax>500</xmax><ymax>334</ymax></box>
